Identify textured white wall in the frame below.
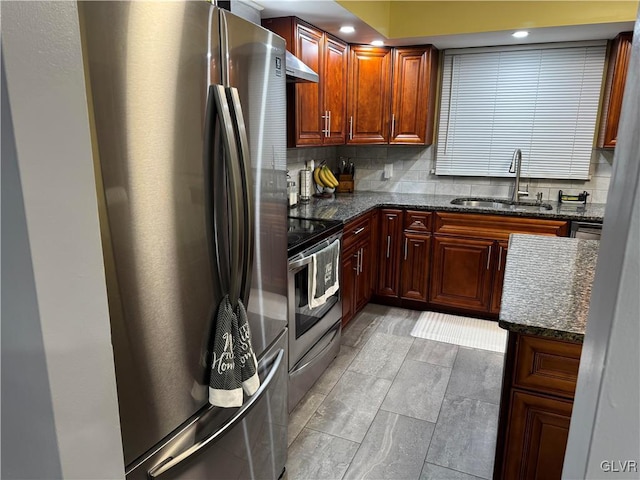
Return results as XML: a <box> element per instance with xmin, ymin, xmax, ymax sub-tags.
<box><xmin>563</xmin><ymin>12</ymin><xmax>640</xmax><ymax>480</ymax></box>
<box><xmin>2</xmin><ymin>2</ymin><xmax>125</xmax><ymax>478</ymax></box>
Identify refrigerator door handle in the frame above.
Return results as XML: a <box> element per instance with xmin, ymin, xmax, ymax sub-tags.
<box><xmin>147</xmin><ymin>348</ymin><xmax>285</xmax><ymax>479</ymax></box>
<box><xmin>227</xmin><ymin>87</ymin><xmax>254</xmax><ymax>306</ymax></box>
<box><xmin>210</xmin><ymin>84</ymin><xmax>244</xmax><ymax>306</ymax></box>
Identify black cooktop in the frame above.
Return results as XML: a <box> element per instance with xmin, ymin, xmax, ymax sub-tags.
<box><xmin>287</xmin><ymin>217</ymin><xmax>343</xmax><ymax>257</ymax></box>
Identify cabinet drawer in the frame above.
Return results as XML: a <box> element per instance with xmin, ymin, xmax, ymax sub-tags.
<box><xmin>404</xmin><ymin>210</ymin><xmax>431</xmax><ymax>232</ymax></box>
<box><xmin>342</xmin><ymin>212</ymin><xmax>371</xmax><ymax>250</ymax></box>
<box><xmin>433</xmin><ymin>212</ymin><xmax>569</xmax><ymax>240</ymax></box>
<box><xmin>513</xmin><ymin>334</ymin><xmax>582</xmax><ymax>399</ymax></box>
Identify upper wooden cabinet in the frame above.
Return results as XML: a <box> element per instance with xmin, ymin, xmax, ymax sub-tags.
<box><xmin>390</xmin><ymin>46</ymin><xmax>439</xmax><ymax>144</ymax></box>
<box><xmin>262</xmin><ymin>17</ymin><xmax>348</xmax><ymax>147</ymax></box>
<box><xmin>323</xmin><ymin>36</ymin><xmax>349</xmax><ymax>144</ymax></box>
<box><xmin>347</xmin><ymin>46</ymin><xmax>392</xmax><ymax>144</ymax></box>
<box><xmin>598</xmin><ymin>32</ymin><xmax>633</xmax><ymax>149</ymax></box>
<box><xmin>347</xmin><ymin>45</ymin><xmax>439</xmax><ymax>145</ymax></box>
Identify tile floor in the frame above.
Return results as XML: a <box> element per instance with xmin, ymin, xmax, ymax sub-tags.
<box><xmin>286</xmin><ymin>303</ymin><xmax>505</xmax><ymax>480</ymax></box>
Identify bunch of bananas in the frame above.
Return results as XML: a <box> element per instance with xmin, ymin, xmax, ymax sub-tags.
<box><xmin>313</xmin><ymin>165</ymin><xmax>339</xmax><ymax>189</ymax></box>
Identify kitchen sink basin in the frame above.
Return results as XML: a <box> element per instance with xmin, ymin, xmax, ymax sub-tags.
<box><xmin>451</xmin><ymin>197</ymin><xmax>553</xmax><ymax>211</ymax></box>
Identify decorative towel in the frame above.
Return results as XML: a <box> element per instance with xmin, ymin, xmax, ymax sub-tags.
<box><xmin>234</xmin><ymin>299</ymin><xmax>260</xmax><ymax>396</ymax></box>
<box><xmin>308</xmin><ymin>239</ymin><xmax>340</xmax><ymax>309</ymax></box>
<box><xmin>208</xmin><ymin>295</ymin><xmax>260</xmax><ymax>407</ymax></box>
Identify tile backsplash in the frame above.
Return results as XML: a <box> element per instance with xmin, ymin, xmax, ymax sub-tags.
<box><xmin>287</xmin><ymin>145</ymin><xmax>613</xmax><ymax>204</ymax></box>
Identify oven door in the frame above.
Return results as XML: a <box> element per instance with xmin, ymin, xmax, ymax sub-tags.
<box><xmin>287</xmin><ymin>234</ymin><xmax>342</xmax><ymax>370</ymax></box>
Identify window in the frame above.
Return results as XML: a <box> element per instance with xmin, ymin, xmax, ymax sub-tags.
<box><xmin>436</xmin><ymin>42</ymin><xmax>607</xmax><ymax>179</ymax></box>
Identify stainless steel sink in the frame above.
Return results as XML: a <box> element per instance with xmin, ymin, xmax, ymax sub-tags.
<box><xmin>451</xmin><ymin>197</ymin><xmax>553</xmax><ymax>211</ymax></box>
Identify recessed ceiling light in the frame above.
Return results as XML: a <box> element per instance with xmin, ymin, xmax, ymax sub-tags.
<box><xmin>512</xmin><ymin>31</ymin><xmax>529</xmax><ymax>39</ymax></box>
<box><xmin>371</xmin><ymin>40</ymin><xmax>384</xmax><ymax>46</ymax></box>
<box><xmin>340</xmin><ymin>25</ymin><xmax>355</xmax><ymax>34</ymax></box>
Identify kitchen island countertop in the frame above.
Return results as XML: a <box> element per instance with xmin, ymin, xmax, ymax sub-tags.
<box><xmin>288</xmin><ymin>192</ymin><xmax>605</xmax><ymax>224</ymax></box>
<box><xmin>498</xmin><ymin>234</ymin><xmax>600</xmax><ymax>343</ymax></box>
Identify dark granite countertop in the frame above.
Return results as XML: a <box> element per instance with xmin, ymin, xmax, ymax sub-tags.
<box><xmin>288</xmin><ymin>192</ymin><xmax>605</xmax><ymax>224</ymax></box>
<box><xmin>498</xmin><ymin>234</ymin><xmax>600</xmax><ymax>343</ymax></box>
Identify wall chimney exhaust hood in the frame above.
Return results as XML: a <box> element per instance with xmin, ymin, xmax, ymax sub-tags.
<box><xmin>285</xmin><ymin>50</ymin><xmax>319</xmax><ymax>83</ymax></box>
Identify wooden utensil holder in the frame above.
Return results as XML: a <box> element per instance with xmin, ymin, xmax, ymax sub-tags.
<box><xmin>337</xmin><ymin>174</ymin><xmax>354</xmax><ymax>193</ymax></box>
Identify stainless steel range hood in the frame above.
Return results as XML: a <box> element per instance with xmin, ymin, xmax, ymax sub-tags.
<box><xmin>285</xmin><ymin>50</ymin><xmax>318</xmax><ymax>83</ymax></box>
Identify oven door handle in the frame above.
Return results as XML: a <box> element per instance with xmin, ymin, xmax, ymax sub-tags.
<box><xmin>289</xmin><ymin>255</ymin><xmax>314</xmax><ymax>270</ymax></box>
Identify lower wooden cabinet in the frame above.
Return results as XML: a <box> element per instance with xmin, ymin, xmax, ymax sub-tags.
<box><xmin>341</xmin><ymin>250</ymin><xmax>357</xmax><ymax>324</ymax></box>
<box><xmin>495</xmin><ymin>332</ymin><xmax>582</xmax><ymax>480</ymax></box>
<box><xmin>503</xmin><ymin>391</ymin><xmax>573</xmax><ymax>480</ymax></box>
<box><xmin>341</xmin><ymin>212</ymin><xmax>373</xmax><ymax>326</ymax></box>
<box><xmin>430</xmin><ymin>213</ymin><xmax>568</xmax><ymax>317</ymax></box>
<box><xmin>376</xmin><ymin>209</ymin><xmax>403</xmax><ymax>297</ymax></box>
<box><xmin>376</xmin><ymin>209</ymin><xmax>432</xmax><ymax>306</ymax></box>
<box><xmin>429</xmin><ymin>236</ymin><xmax>494</xmax><ymax>312</ymax></box>
<box><xmin>400</xmin><ymin>232</ymin><xmax>431</xmax><ymax>302</ymax></box>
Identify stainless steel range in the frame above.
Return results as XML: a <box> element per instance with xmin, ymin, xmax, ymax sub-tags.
<box><xmin>287</xmin><ymin>217</ymin><xmax>343</xmax><ymax>411</ymax></box>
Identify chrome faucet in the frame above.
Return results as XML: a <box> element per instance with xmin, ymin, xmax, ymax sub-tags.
<box><xmin>509</xmin><ymin>149</ymin><xmax>529</xmax><ymax>202</ymax></box>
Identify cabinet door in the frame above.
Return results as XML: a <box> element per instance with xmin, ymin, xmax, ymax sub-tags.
<box><xmin>355</xmin><ymin>240</ymin><xmax>372</xmax><ymax>310</ymax></box>
<box><xmin>400</xmin><ymin>233</ymin><xmax>431</xmax><ymax>302</ymax></box>
<box><xmin>323</xmin><ymin>35</ymin><xmax>348</xmax><ymax>145</ymax></box>
<box><xmin>490</xmin><ymin>240</ymin><xmax>509</xmax><ymax>314</ymax></box>
<box><xmin>341</xmin><ymin>246</ymin><xmax>357</xmax><ymax>327</ymax></box>
<box><xmin>502</xmin><ymin>391</ymin><xmax>573</xmax><ymax>480</ymax></box>
<box><xmin>429</xmin><ymin>236</ymin><xmax>494</xmax><ymax>312</ymax></box>
<box><xmin>347</xmin><ymin>46</ymin><xmax>392</xmax><ymax>144</ymax></box>
<box><xmin>294</xmin><ymin>23</ymin><xmax>324</xmax><ymax>146</ymax></box>
<box><xmin>390</xmin><ymin>46</ymin><xmax>438</xmax><ymax>145</ymax></box>
<box><xmin>598</xmin><ymin>32</ymin><xmax>633</xmax><ymax>148</ymax></box>
<box><xmin>377</xmin><ymin>209</ymin><xmax>403</xmax><ymax>297</ymax></box>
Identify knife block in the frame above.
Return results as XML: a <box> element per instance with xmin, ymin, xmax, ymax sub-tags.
<box><xmin>337</xmin><ymin>174</ymin><xmax>354</xmax><ymax>193</ymax></box>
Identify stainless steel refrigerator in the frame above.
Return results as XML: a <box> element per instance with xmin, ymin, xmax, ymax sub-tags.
<box><xmin>79</xmin><ymin>2</ymin><xmax>288</xmax><ymax>478</ymax></box>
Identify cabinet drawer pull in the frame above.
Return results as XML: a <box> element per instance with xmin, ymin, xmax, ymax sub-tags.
<box><xmin>391</xmin><ymin>113</ymin><xmax>395</xmax><ymax>138</ymax></box>
<box><xmin>353</xmin><ymin>252</ymin><xmax>359</xmax><ymax>271</ymax></box>
<box><xmin>386</xmin><ymin>235</ymin><xmax>391</xmax><ymax>258</ymax></box>
<box><xmin>404</xmin><ymin>238</ymin><xmax>408</xmax><ymax>261</ymax></box>
<box><xmin>498</xmin><ymin>246</ymin><xmax>503</xmax><ymax>271</ymax></box>
<box><xmin>353</xmin><ymin>227</ymin><xmax>365</xmax><ymax>235</ymax></box>
<box><xmin>359</xmin><ymin>248</ymin><xmax>363</xmax><ymax>274</ymax></box>
<box><xmin>487</xmin><ymin>245</ymin><xmax>492</xmax><ymax>270</ymax></box>
<box><xmin>328</xmin><ymin>110</ymin><xmax>331</xmax><ymax>137</ymax></box>
<box><xmin>349</xmin><ymin>116</ymin><xmax>353</xmax><ymax>140</ymax></box>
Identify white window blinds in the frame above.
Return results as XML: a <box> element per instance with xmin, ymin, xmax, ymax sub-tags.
<box><xmin>436</xmin><ymin>42</ymin><xmax>607</xmax><ymax>179</ymax></box>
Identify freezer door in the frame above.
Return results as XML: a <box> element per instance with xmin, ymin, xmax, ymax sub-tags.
<box><xmin>127</xmin><ymin>331</ymin><xmax>288</xmax><ymax>480</ymax></box>
<box><xmin>219</xmin><ymin>9</ymin><xmax>289</xmax><ymax>355</ymax></box>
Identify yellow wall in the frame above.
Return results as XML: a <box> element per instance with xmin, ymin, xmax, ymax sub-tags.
<box><xmin>338</xmin><ymin>1</ymin><xmax>638</xmax><ymax>38</ymax></box>
<box><xmin>338</xmin><ymin>1</ymin><xmax>392</xmax><ymax>37</ymax></box>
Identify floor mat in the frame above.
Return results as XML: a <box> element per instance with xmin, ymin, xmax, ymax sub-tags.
<box><xmin>410</xmin><ymin>311</ymin><xmax>507</xmax><ymax>353</ymax></box>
